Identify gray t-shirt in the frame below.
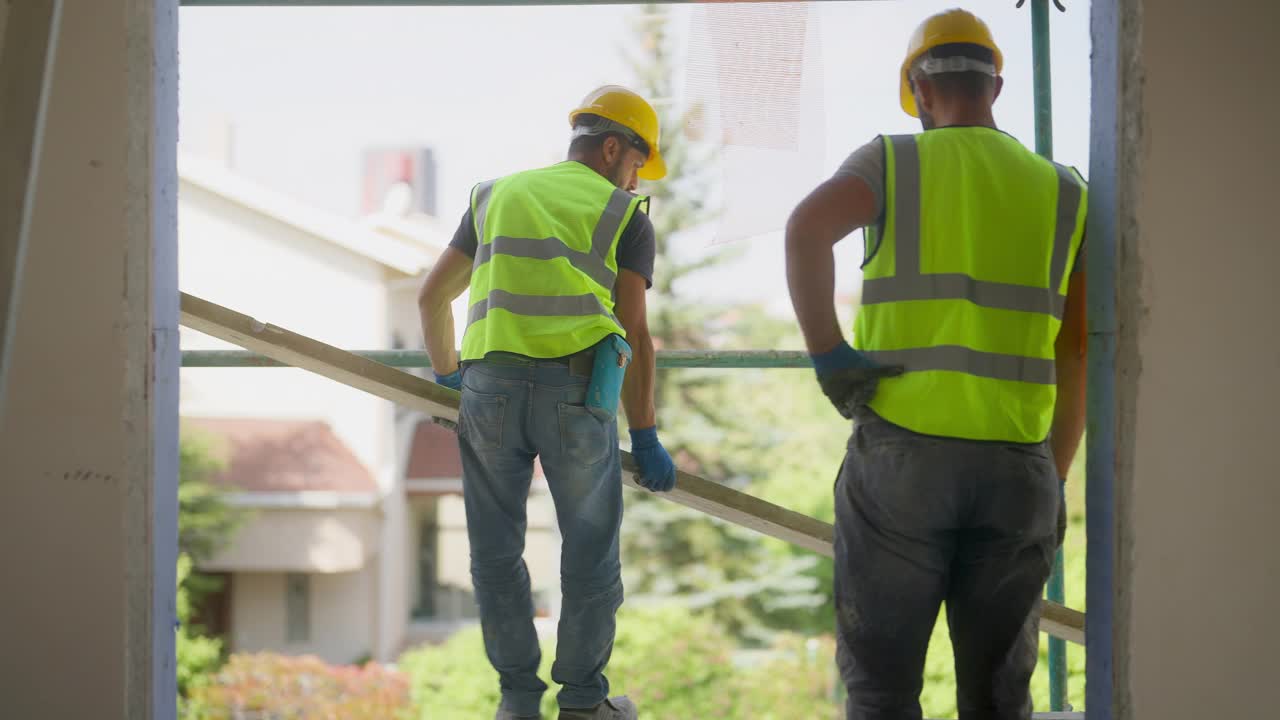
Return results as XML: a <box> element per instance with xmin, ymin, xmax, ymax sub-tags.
<box><xmin>449</xmin><ymin>205</ymin><xmax>657</xmax><ymax>288</ymax></box>
<box><xmin>834</xmin><ymin>136</ymin><xmax>1086</xmax><ymax>273</ymax></box>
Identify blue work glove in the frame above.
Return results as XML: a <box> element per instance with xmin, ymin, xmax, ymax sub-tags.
<box><xmin>629</xmin><ymin>426</ymin><xmax>676</xmax><ymax>492</ymax></box>
<box><xmin>434</xmin><ymin>369</ymin><xmax>462</xmax><ymax>391</ymax></box>
<box><xmin>810</xmin><ymin>341</ymin><xmax>904</xmax><ymax>419</ymax></box>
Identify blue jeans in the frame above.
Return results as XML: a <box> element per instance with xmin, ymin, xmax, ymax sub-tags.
<box><xmin>835</xmin><ymin>410</ymin><xmax>1059</xmax><ymax>720</ymax></box>
<box><xmin>458</xmin><ymin>358</ymin><xmax>624</xmax><ymax>715</ymax></box>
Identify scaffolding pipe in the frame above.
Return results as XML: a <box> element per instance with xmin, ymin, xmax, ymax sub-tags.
<box><xmin>1029</xmin><ymin>0</ymin><xmax>1069</xmax><ymax>712</ymax></box>
<box><xmin>181</xmin><ymin>349</ymin><xmax>813</xmax><ymax>369</ymax></box>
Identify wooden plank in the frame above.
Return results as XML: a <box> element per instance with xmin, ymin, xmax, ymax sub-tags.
<box><xmin>1039</xmin><ymin>600</ymin><xmax>1087</xmax><ymax>646</ymax></box>
<box><xmin>179</xmin><ymin>292</ymin><xmax>831</xmax><ymax>554</ymax></box>
<box><xmin>179</xmin><ymin>291</ymin><xmax>1086</xmax><ymax>644</ymax></box>
<box><xmin>0</xmin><ymin>0</ymin><xmax>61</xmax><ymax>413</ymax></box>
<box><xmin>181</xmin><ymin>293</ymin><xmax>459</xmax><ymax>418</ymax></box>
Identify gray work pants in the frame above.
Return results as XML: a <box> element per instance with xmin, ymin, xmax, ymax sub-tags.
<box><xmin>834</xmin><ymin>410</ymin><xmax>1059</xmax><ymax>720</ymax></box>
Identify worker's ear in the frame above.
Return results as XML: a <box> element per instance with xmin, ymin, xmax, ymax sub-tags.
<box><xmin>601</xmin><ymin>135</ymin><xmax>623</xmax><ymax>167</ymax></box>
<box><xmin>913</xmin><ymin>74</ymin><xmax>936</xmax><ymax>117</ymax></box>
<box><xmin>992</xmin><ymin>75</ymin><xmax>1004</xmax><ymax>104</ymax></box>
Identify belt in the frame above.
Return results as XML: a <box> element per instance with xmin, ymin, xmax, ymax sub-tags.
<box><xmin>467</xmin><ymin>348</ymin><xmax>596</xmax><ymax>376</ymax></box>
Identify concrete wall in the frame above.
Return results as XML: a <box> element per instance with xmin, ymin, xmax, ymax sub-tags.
<box><xmin>229</xmin><ymin>566</ymin><xmax>375</xmax><ymax>665</ymax></box>
<box><xmin>1113</xmin><ymin>2</ymin><xmax>1280</xmax><ymax>717</ymax></box>
<box><xmin>0</xmin><ymin>2</ymin><xmax>177</xmax><ymax>718</ymax></box>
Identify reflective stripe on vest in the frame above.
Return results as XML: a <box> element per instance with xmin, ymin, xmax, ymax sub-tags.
<box><xmin>863</xmin><ymin>135</ymin><xmax>1083</xmax><ymax>327</ymax></box>
<box><xmin>467</xmin><ymin>291</ymin><xmax>618</xmax><ymax>327</ymax></box>
<box><xmin>471</xmin><ymin>187</ymin><xmax>633</xmax><ymax>291</ymax></box>
<box><xmin>854</xmin><ymin>129</ymin><xmax>1087</xmax><ymax>442</ymax></box>
<box><xmin>461</xmin><ymin>163</ymin><xmax>640</xmax><ymax>361</ymax></box>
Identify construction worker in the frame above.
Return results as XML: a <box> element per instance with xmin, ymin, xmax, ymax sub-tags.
<box><xmin>785</xmin><ymin>9</ymin><xmax>1087</xmax><ymax>719</ymax></box>
<box><xmin>417</xmin><ymin>85</ymin><xmax>675</xmax><ymax>720</ymax></box>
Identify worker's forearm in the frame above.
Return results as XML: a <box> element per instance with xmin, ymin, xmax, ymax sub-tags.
<box><xmin>420</xmin><ymin>300</ymin><xmax>458</xmax><ymax>376</ymax></box>
<box><xmin>1049</xmin><ymin>352</ymin><xmax>1087</xmax><ymax>479</ymax></box>
<box><xmin>786</xmin><ymin>236</ymin><xmax>845</xmax><ymax>354</ymax></box>
<box><xmin>621</xmin><ymin>330</ymin><xmax>657</xmax><ymax>430</ymax></box>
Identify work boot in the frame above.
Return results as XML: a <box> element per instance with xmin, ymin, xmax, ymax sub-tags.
<box><xmin>558</xmin><ymin>696</ymin><xmax>637</xmax><ymax>720</ymax></box>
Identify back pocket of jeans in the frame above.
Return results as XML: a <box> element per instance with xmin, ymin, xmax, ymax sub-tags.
<box><xmin>459</xmin><ymin>390</ymin><xmax>506</xmax><ymax>450</ymax></box>
<box><xmin>557</xmin><ymin>402</ymin><xmax>609</xmax><ymax>467</ymax></box>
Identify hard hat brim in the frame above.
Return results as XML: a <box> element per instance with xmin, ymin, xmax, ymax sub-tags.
<box><xmin>638</xmin><ymin>147</ymin><xmax>666</xmax><ymax>181</ymax></box>
<box><xmin>900</xmin><ymin>65</ymin><xmax>921</xmax><ymax>118</ymax></box>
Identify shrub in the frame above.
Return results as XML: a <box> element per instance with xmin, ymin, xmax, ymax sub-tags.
<box><xmin>398</xmin><ymin>625</ymin><xmax>507</xmax><ymax>719</ymax></box>
<box><xmin>186</xmin><ymin>652</ymin><xmax>412</xmax><ymax>720</ymax></box>
<box><xmin>399</xmin><ymin>606</ymin><xmax>844</xmax><ymax>719</ymax></box>
<box><xmin>731</xmin><ymin>634</ymin><xmax>842</xmax><ymax>720</ymax></box>
<box><xmin>177</xmin><ymin>554</ymin><xmax>223</xmax><ymax>699</ymax></box>
<box><xmin>597</xmin><ymin>605</ymin><xmax>740</xmax><ymax>719</ymax></box>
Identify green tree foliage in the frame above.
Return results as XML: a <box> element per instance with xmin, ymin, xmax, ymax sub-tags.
<box><xmin>179</xmin><ymin>437</ymin><xmax>247</xmax><ymax>563</ymax></box>
<box><xmin>176</xmin><ymin>436</ymin><xmax>249</xmax><ymax>710</ymax></box>
<box><xmin>177</xmin><ymin>553</ymin><xmax>224</xmax><ymax>701</ymax></box>
<box><xmin>177</xmin><ymin>436</ymin><xmax>249</xmax><ymax>605</ymax></box>
<box><xmin>617</xmin><ymin>4</ymin><xmax>839</xmax><ymax>643</ymax></box>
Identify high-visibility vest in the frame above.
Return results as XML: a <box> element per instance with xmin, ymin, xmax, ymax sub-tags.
<box><xmin>853</xmin><ymin>127</ymin><xmax>1087</xmax><ymax>442</ymax></box>
<box><xmin>460</xmin><ymin>162</ymin><xmax>643</xmax><ymax>361</ymax></box>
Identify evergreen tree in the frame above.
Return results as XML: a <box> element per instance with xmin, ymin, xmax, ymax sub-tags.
<box><xmin>618</xmin><ymin>4</ymin><xmax>829</xmax><ymax>642</ymax></box>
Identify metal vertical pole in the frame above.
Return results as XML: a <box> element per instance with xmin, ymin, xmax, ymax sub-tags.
<box><xmin>1030</xmin><ymin>0</ymin><xmax>1068</xmax><ymax>712</ymax></box>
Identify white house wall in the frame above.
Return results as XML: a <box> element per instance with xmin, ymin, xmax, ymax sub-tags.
<box><xmin>433</xmin><ymin>492</ymin><xmax>560</xmax><ymax>609</ymax></box>
<box><xmin>178</xmin><ymin>181</ymin><xmax>398</xmax><ymax>487</ymax></box>
<box><xmin>376</xmin><ymin>481</ymin><xmax>410</xmax><ymax>660</ymax></box>
<box><xmin>203</xmin><ymin>508</ymin><xmax>379</xmax><ymax>574</ymax></box>
<box><xmin>229</xmin><ymin>565</ymin><xmax>375</xmax><ymax>666</ymax></box>
<box><xmin>387</xmin><ymin>277</ymin><xmax>428</xmax><ymax>357</ymax></box>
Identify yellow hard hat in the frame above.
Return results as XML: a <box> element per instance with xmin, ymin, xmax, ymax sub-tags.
<box><xmin>899</xmin><ymin>9</ymin><xmax>1004</xmax><ymax>118</ymax></box>
<box><xmin>568</xmin><ymin>85</ymin><xmax>666</xmax><ymax>181</ymax></box>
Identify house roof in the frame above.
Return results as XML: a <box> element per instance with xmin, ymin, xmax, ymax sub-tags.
<box><xmin>405</xmin><ymin>418</ymin><xmax>543</xmax><ymax>487</ymax></box>
<box><xmin>405</xmin><ymin>419</ymin><xmax>465</xmax><ymax>481</ymax></box>
<box><xmin>182</xmin><ymin>417</ymin><xmax>378</xmax><ymax>494</ymax></box>
<box><xmin>177</xmin><ymin>151</ymin><xmax>447</xmax><ymax>276</ymax></box>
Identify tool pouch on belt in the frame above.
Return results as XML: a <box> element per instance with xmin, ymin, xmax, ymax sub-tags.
<box><xmin>585</xmin><ymin>334</ymin><xmax>632</xmax><ymax>422</ymax></box>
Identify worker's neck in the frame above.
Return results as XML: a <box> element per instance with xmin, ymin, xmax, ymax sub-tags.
<box><xmin>566</xmin><ymin>152</ymin><xmax>604</xmax><ymax>176</ymax></box>
<box><xmin>932</xmin><ymin>103</ymin><xmax>997</xmax><ymax>130</ymax></box>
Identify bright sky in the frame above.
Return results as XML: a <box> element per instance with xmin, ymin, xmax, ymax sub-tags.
<box><xmin>178</xmin><ymin>0</ymin><xmax>1090</xmax><ymax>314</ymax></box>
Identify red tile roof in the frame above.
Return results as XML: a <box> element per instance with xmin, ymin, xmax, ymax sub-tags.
<box><xmin>405</xmin><ymin>419</ymin><xmax>464</xmax><ymax>481</ymax></box>
<box><xmin>182</xmin><ymin>418</ymin><xmax>377</xmax><ymax>494</ymax></box>
<box><xmin>405</xmin><ymin>419</ymin><xmax>542</xmax><ymax>485</ymax></box>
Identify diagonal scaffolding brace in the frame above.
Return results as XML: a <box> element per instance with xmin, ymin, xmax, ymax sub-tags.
<box><xmin>179</xmin><ymin>291</ymin><xmax>1086</xmax><ymax>644</ymax></box>
<box><xmin>0</xmin><ymin>0</ymin><xmax>62</xmax><ymax>415</ymax></box>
